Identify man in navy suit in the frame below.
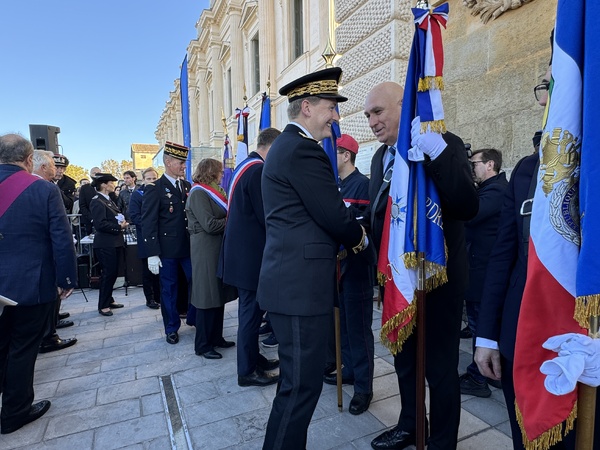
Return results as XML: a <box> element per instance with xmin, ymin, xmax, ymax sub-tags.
<box><xmin>365</xmin><ymin>82</ymin><xmax>478</xmax><ymax>450</ymax></box>
<box><xmin>219</xmin><ymin>127</ymin><xmax>281</xmax><ymax>387</ymax></box>
<box><xmin>0</xmin><ymin>134</ymin><xmax>77</xmax><ymax>434</ymax></box>
<box><xmin>259</xmin><ymin>67</ymin><xmax>368</xmax><ymax>450</ymax></box>
<box><xmin>141</xmin><ymin>142</ymin><xmax>192</xmax><ymax>345</ymax></box>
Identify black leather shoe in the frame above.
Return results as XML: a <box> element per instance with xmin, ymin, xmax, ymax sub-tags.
<box><xmin>215</xmin><ymin>339</ymin><xmax>235</xmax><ymax>348</ymax></box>
<box><xmin>1</xmin><ymin>400</ymin><xmax>51</xmax><ymax>434</ymax></box>
<box><xmin>371</xmin><ymin>427</ymin><xmax>416</xmax><ymax>450</ymax></box>
<box><xmin>39</xmin><ymin>338</ymin><xmax>77</xmax><ymax>354</ymax></box>
<box><xmin>323</xmin><ymin>373</ymin><xmax>354</xmax><ymax>386</ymax></box>
<box><xmin>109</xmin><ymin>303</ymin><xmax>124</xmax><ymax>309</ymax></box>
<box><xmin>197</xmin><ymin>350</ymin><xmax>222</xmax><ymax>359</ymax></box>
<box><xmin>349</xmin><ymin>392</ymin><xmax>373</xmax><ymax>415</ymax></box>
<box><xmin>56</xmin><ymin>319</ymin><xmax>74</xmax><ymax>329</ymax></box>
<box><xmin>99</xmin><ymin>309</ymin><xmax>113</xmax><ymax>316</ymax></box>
<box><xmin>146</xmin><ymin>300</ymin><xmax>160</xmax><ymax>310</ymax></box>
<box><xmin>257</xmin><ymin>358</ymin><xmax>280</xmax><ymax>371</ymax></box>
<box><xmin>58</xmin><ymin>312</ymin><xmax>70</xmax><ymax>320</ymax></box>
<box><xmin>238</xmin><ymin>370</ymin><xmax>279</xmax><ymax>387</ymax></box>
<box><xmin>166</xmin><ymin>332</ymin><xmax>179</xmax><ymax>345</ymax></box>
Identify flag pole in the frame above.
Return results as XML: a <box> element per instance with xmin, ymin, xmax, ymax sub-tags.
<box><xmin>575</xmin><ymin>315</ymin><xmax>598</xmax><ymax>450</ymax></box>
<box><xmin>322</xmin><ymin>25</ymin><xmax>344</xmax><ymax>411</ymax></box>
<box><xmin>416</xmin><ymin>252</ymin><xmax>427</xmax><ymax>450</ymax></box>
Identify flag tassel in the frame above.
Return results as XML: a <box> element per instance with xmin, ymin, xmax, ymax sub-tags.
<box><xmin>515</xmin><ymin>401</ymin><xmax>577</xmax><ymax>450</ymax></box>
<box><xmin>574</xmin><ymin>294</ymin><xmax>600</xmax><ymax>328</ymax></box>
<box><xmin>380</xmin><ymin>303</ymin><xmax>417</xmax><ymax>355</ymax></box>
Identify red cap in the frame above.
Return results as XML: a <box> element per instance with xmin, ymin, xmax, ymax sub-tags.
<box><xmin>336</xmin><ymin>134</ymin><xmax>359</xmax><ymax>154</ymax></box>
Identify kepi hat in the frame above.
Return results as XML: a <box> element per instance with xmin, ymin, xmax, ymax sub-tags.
<box><xmin>337</xmin><ymin>134</ymin><xmax>359</xmax><ymax>154</ymax></box>
<box><xmin>279</xmin><ymin>67</ymin><xmax>347</xmax><ymax>103</ymax></box>
<box><xmin>53</xmin><ymin>154</ymin><xmax>69</xmax><ymax>167</ymax></box>
<box><xmin>164</xmin><ymin>141</ymin><xmax>189</xmax><ymax>161</ymax></box>
<box><xmin>91</xmin><ymin>173</ymin><xmax>118</xmax><ymax>187</ymax></box>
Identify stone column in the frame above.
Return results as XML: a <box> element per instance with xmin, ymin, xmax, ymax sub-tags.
<box><xmin>197</xmin><ymin>67</ymin><xmax>210</xmax><ymax>145</ymax></box>
<box><xmin>258</xmin><ymin>0</ymin><xmax>276</xmax><ymax>91</ymax></box>
<box><xmin>229</xmin><ymin>8</ymin><xmax>245</xmax><ymax>110</ymax></box>
<box><xmin>210</xmin><ymin>40</ymin><xmax>224</xmax><ymax>142</ymax></box>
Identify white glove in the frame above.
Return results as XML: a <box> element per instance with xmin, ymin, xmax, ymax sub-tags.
<box><xmin>410</xmin><ymin>116</ymin><xmax>447</xmax><ymax>161</ymax></box>
<box><xmin>540</xmin><ymin>333</ymin><xmax>600</xmax><ymax>395</ymax></box>
<box><xmin>148</xmin><ymin>256</ymin><xmax>162</xmax><ymax>275</ymax></box>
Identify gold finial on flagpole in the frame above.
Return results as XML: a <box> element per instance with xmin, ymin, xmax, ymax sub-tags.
<box><xmin>243</xmin><ymin>84</ymin><xmax>248</xmax><ymax>106</ymax></box>
<box><xmin>322</xmin><ymin>40</ymin><xmax>336</xmax><ymax>68</ymax></box>
<box><xmin>266</xmin><ymin>66</ymin><xmax>271</xmax><ymax>96</ymax></box>
<box><xmin>221</xmin><ymin>108</ymin><xmax>227</xmax><ymax>133</ymax></box>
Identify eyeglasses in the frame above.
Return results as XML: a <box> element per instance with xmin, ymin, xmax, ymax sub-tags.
<box><xmin>470</xmin><ymin>160</ymin><xmax>486</xmax><ymax>169</ymax></box>
<box><xmin>534</xmin><ymin>82</ymin><xmax>550</xmax><ymax>101</ymax></box>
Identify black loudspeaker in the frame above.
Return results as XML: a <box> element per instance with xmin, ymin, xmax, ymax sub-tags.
<box><xmin>29</xmin><ymin>124</ymin><xmax>61</xmax><ymax>154</ymax></box>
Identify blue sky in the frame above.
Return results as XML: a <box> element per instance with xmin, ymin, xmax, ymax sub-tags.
<box><xmin>1</xmin><ymin>0</ymin><xmax>209</xmax><ymax>171</ymax></box>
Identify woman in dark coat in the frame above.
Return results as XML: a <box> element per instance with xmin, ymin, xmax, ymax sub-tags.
<box><xmin>186</xmin><ymin>159</ymin><xmax>237</xmax><ymax>359</ymax></box>
<box><xmin>90</xmin><ymin>173</ymin><xmax>127</xmax><ymax>316</ymax></box>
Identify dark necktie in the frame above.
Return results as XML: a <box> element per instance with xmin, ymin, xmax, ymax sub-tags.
<box><xmin>175</xmin><ymin>180</ymin><xmax>181</xmax><ymax>194</ymax></box>
<box><xmin>383</xmin><ymin>146</ymin><xmax>396</xmax><ymax>182</ymax></box>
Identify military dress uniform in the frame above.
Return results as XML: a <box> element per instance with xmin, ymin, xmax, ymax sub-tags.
<box><xmin>258</xmin><ymin>68</ymin><xmax>367</xmax><ymax>450</ymax></box>
<box><xmin>141</xmin><ymin>143</ymin><xmax>192</xmax><ymax>341</ymax></box>
<box><xmin>90</xmin><ymin>174</ymin><xmax>126</xmax><ymax>313</ymax></box>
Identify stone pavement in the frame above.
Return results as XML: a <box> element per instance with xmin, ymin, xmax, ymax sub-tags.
<box><xmin>1</xmin><ymin>286</ymin><xmax>514</xmax><ymax>450</ymax></box>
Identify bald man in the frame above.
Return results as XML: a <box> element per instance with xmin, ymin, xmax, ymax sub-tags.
<box><xmin>365</xmin><ymin>82</ymin><xmax>478</xmax><ymax>450</ymax></box>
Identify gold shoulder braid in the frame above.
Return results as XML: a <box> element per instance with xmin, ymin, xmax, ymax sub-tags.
<box><xmin>351</xmin><ymin>225</ymin><xmax>368</xmax><ymax>254</ymax></box>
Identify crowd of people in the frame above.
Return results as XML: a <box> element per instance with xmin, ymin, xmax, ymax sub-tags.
<box><xmin>2</xmin><ymin>35</ymin><xmax>597</xmax><ymax>450</ymax></box>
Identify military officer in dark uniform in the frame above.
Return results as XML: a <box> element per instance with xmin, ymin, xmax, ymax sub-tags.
<box><xmin>141</xmin><ymin>142</ymin><xmax>192</xmax><ymax>345</ymax></box>
<box><xmin>322</xmin><ymin>134</ymin><xmax>377</xmax><ymax>415</ymax></box>
<box><xmin>53</xmin><ymin>154</ymin><xmax>76</xmax><ymax>213</ymax></box>
<box><xmin>90</xmin><ymin>173</ymin><xmax>127</xmax><ymax>316</ymax></box>
<box><xmin>258</xmin><ymin>67</ymin><xmax>368</xmax><ymax>450</ymax></box>
<box><xmin>219</xmin><ymin>127</ymin><xmax>281</xmax><ymax>387</ymax></box>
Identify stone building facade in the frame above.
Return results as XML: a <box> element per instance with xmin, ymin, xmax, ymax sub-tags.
<box><xmin>156</xmin><ymin>0</ymin><xmax>556</xmax><ymax>174</ymax></box>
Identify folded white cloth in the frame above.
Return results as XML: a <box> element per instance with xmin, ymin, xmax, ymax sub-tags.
<box><xmin>540</xmin><ymin>333</ymin><xmax>600</xmax><ymax>395</ymax></box>
<box><xmin>409</xmin><ymin>117</ymin><xmax>447</xmax><ymax>161</ymax></box>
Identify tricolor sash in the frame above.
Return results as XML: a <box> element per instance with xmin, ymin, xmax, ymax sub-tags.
<box><xmin>226</xmin><ymin>157</ymin><xmax>264</xmax><ymax>211</ymax></box>
<box><xmin>190</xmin><ymin>183</ymin><xmax>227</xmax><ymax>213</ymax></box>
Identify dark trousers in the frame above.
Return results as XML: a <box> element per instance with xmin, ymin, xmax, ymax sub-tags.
<box><xmin>465</xmin><ymin>301</ymin><xmax>486</xmax><ymax>383</ymax></box>
<box><xmin>95</xmin><ymin>246</ymin><xmax>124</xmax><ymax>310</ymax></box>
<box><xmin>393</xmin><ymin>282</ymin><xmax>463</xmax><ymax>450</ymax></box>
<box><xmin>0</xmin><ymin>301</ymin><xmax>54</xmax><ymax>428</ymax></box>
<box><xmin>41</xmin><ymin>296</ymin><xmax>61</xmax><ymax>345</ymax></box>
<box><xmin>141</xmin><ymin>258</ymin><xmax>161</xmax><ymax>303</ymax></box>
<box><xmin>194</xmin><ymin>306</ymin><xmax>225</xmax><ymax>354</ymax></box>
<box><xmin>263</xmin><ymin>313</ymin><xmax>330</xmax><ymax>450</ymax></box>
<box><xmin>159</xmin><ymin>257</ymin><xmax>192</xmax><ymax>335</ymax></box>
<box><xmin>339</xmin><ymin>275</ymin><xmax>374</xmax><ymax>394</ymax></box>
<box><xmin>237</xmin><ymin>288</ymin><xmax>263</xmax><ymax>376</ymax></box>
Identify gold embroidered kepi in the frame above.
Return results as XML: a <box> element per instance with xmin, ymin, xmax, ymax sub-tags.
<box><xmin>53</xmin><ymin>154</ymin><xmax>69</xmax><ymax>167</ymax></box>
<box><xmin>279</xmin><ymin>67</ymin><xmax>347</xmax><ymax>103</ymax></box>
<box><xmin>164</xmin><ymin>141</ymin><xmax>189</xmax><ymax>161</ymax></box>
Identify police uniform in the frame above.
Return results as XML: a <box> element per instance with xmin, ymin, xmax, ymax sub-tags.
<box><xmin>141</xmin><ymin>142</ymin><xmax>192</xmax><ymax>341</ymax></box>
<box><xmin>258</xmin><ymin>68</ymin><xmax>367</xmax><ymax>450</ymax></box>
<box><xmin>89</xmin><ymin>173</ymin><xmax>126</xmax><ymax>313</ymax></box>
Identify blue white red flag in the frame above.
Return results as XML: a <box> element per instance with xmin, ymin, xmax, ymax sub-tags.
<box><xmin>259</xmin><ymin>93</ymin><xmax>271</xmax><ymax>131</ymax></box>
<box><xmin>378</xmin><ymin>5</ymin><xmax>448</xmax><ymax>354</ymax></box>
<box><xmin>513</xmin><ymin>1</ymin><xmax>589</xmax><ymax>448</ymax></box>
<box><xmin>235</xmin><ymin>106</ymin><xmax>251</xmax><ymax>167</ymax></box>
<box><xmin>221</xmin><ymin>134</ymin><xmax>234</xmax><ymax>192</ymax></box>
<box><xmin>180</xmin><ymin>54</ymin><xmax>193</xmax><ymax>182</ymax></box>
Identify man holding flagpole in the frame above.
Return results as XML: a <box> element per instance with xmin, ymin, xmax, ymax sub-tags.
<box><xmin>366</xmin><ymin>7</ymin><xmax>478</xmax><ymax>450</ymax></box>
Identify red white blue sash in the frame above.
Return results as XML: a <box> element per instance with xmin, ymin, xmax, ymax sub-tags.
<box><xmin>190</xmin><ymin>183</ymin><xmax>227</xmax><ymax>212</ymax></box>
<box><xmin>227</xmin><ymin>157</ymin><xmax>263</xmax><ymax>211</ymax></box>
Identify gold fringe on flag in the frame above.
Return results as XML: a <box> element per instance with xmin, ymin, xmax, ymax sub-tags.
<box><xmin>417</xmin><ymin>76</ymin><xmax>444</xmax><ymax>92</ymax></box>
<box><xmin>237</xmin><ymin>134</ymin><xmax>244</xmax><ymax>142</ymax></box>
<box><xmin>420</xmin><ymin>120</ymin><xmax>447</xmax><ymax>134</ymax></box>
<box><xmin>574</xmin><ymin>294</ymin><xmax>600</xmax><ymax>329</ymax></box>
<box><xmin>515</xmin><ymin>400</ymin><xmax>577</xmax><ymax>450</ymax></box>
<box><xmin>380</xmin><ymin>302</ymin><xmax>417</xmax><ymax>356</ymax></box>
